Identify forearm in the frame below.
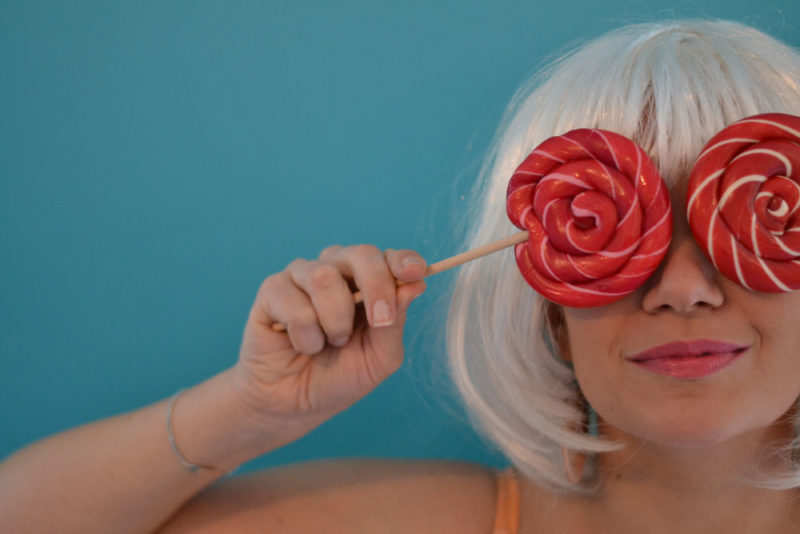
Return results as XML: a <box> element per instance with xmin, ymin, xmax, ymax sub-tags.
<box><xmin>0</xmin><ymin>368</ymin><xmax>309</xmax><ymax>534</ymax></box>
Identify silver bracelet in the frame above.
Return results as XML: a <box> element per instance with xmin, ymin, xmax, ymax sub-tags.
<box><xmin>166</xmin><ymin>388</ymin><xmax>216</xmax><ymax>473</ymax></box>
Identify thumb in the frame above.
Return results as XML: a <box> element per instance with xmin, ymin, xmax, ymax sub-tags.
<box><xmin>396</xmin><ymin>279</ymin><xmax>426</xmax><ymax>312</ymax></box>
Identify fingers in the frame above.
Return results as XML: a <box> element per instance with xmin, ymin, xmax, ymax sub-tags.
<box><xmin>259</xmin><ymin>246</ymin><xmax>427</xmax><ymax>355</ymax></box>
<box><xmin>287</xmin><ymin>259</ymin><xmax>355</xmax><ymax>347</ymax></box>
<box><xmin>258</xmin><ymin>270</ymin><xmax>334</xmax><ymax>356</ymax></box>
<box><xmin>322</xmin><ymin>246</ymin><xmax>427</xmax><ymax>328</ymax></box>
<box><xmin>383</xmin><ymin>248</ymin><xmax>428</xmax><ymax>282</ymax></box>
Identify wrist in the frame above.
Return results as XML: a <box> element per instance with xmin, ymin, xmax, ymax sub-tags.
<box><xmin>169</xmin><ymin>368</ymin><xmax>318</xmax><ymax>472</ymax></box>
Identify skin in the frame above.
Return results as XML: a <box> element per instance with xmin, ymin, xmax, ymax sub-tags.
<box><xmin>547</xmin><ymin>183</ymin><xmax>800</xmax><ymax>533</ymax></box>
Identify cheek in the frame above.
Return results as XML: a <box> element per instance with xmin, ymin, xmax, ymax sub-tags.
<box><xmin>563</xmin><ymin>320</ymin><xmax>625</xmax><ymax>412</ymax></box>
<box><xmin>755</xmin><ymin>311</ymin><xmax>800</xmax><ymax>396</ymax></box>
<box><xmin>562</xmin><ymin>307</ymin><xmax>628</xmax><ymax>364</ymax></box>
<box><xmin>762</xmin><ymin>306</ymin><xmax>800</xmax><ymax>350</ymax></box>
<box><xmin>747</xmin><ymin>292</ymin><xmax>800</xmax><ymax>377</ymax></box>
<box><xmin>568</xmin><ymin>339</ymin><xmax>625</xmax><ymax>420</ymax></box>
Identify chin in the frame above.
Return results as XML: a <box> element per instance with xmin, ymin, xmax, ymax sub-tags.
<box><xmin>603</xmin><ymin>407</ymin><xmax>764</xmax><ymax>450</ymax></box>
<box><xmin>642</xmin><ymin>428</ymin><xmax>744</xmax><ymax>450</ymax></box>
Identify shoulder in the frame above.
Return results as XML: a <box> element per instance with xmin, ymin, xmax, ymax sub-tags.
<box><xmin>157</xmin><ymin>458</ymin><xmax>499</xmax><ymax>534</ymax></box>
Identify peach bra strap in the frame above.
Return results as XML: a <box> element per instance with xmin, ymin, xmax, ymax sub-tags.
<box><xmin>492</xmin><ymin>466</ymin><xmax>520</xmax><ymax>534</ymax></box>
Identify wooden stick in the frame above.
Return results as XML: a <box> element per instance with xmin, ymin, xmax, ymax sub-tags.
<box><xmin>270</xmin><ymin>230</ymin><xmax>529</xmax><ymax>332</ymax></box>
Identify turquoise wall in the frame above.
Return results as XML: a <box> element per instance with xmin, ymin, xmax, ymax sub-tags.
<box><xmin>3</xmin><ymin>1</ymin><xmax>799</xmax><ymax>473</ymax></box>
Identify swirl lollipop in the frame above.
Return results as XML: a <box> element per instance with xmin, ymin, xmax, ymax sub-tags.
<box><xmin>687</xmin><ymin>113</ymin><xmax>800</xmax><ymax>292</ymax></box>
<box><xmin>270</xmin><ymin>129</ymin><xmax>673</xmax><ymax>331</ymax></box>
<box><xmin>506</xmin><ymin>129</ymin><xmax>672</xmax><ymax>307</ymax></box>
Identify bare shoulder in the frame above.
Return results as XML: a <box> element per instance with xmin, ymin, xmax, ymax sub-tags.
<box><xmin>157</xmin><ymin>458</ymin><xmax>499</xmax><ymax>534</ymax></box>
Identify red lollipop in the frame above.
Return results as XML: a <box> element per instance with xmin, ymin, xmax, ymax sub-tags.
<box><xmin>506</xmin><ymin>129</ymin><xmax>672</xmax><ymax>307</ymax></box>
<box><xmin>687</xmin><ymin>113</ymin><xmax>800</xmax><ymax>292</ymax></box>
<box><xmin>269</xmin><ymin>129</ymin><xmax>675</xmax><ymax>332</ymax></box>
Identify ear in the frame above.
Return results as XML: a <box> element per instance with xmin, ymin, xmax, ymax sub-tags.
<box><xmin>559</xmin><ymin>335</ymin><xmax>573</xmax><ymax>362</ymax></box>
<box><xmin>544</xmin><ymin>302</ymin><xmax>572</xmax><ymax>362</ymax></box>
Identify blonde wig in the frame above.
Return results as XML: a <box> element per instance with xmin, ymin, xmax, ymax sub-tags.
<box><xmin>446</xmin><ymin>19</ymin><xmax>800</xmax><ymax>493</ymax></box>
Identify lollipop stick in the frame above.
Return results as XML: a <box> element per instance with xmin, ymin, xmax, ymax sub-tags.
<box><xmin>425</xmin><ymin>229</ymin><xmax>530</xmax><ymax>275</ymax></box>
<box><xmin>270</xmin><ymin>230</ymin><xmax>529</xmax><ymax>332</ymax></box>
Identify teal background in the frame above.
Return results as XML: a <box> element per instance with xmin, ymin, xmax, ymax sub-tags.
<box><xmin>2</xmin><ymin>2</ymin><xmax>799</xmax><ymax>474</ymax></box>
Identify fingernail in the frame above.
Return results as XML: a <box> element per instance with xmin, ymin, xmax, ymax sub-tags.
<box><xmin>401</xmin><ymin>256</ymin><xmax>424</xmax><ymax>269</ymax></box>
<box><xmin>372</xmin><ymin>299</ymin><xmax>393</xmax><ymax>327</ymax></box>
<box><xmin>331</xmin><ymin>337</ymin><xmax>349</xmax><ymax>347</ymax></box>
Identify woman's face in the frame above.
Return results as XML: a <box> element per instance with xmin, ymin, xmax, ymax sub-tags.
<box><xmin>562</xmin><ymin>185</ymin><xmax>800</xmax><ymax>448</ymax></box>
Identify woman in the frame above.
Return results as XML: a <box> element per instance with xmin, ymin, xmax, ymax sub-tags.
<box><xmin>3</xmin><ymin>19</ymin><xmax>800</xmax><ymax>533</ymax></box>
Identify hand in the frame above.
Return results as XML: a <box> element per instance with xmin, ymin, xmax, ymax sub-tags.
<box><xmin>230</xmin><ymin>245</ymin><xmax>427</xmax><ymax>429</ymax></box>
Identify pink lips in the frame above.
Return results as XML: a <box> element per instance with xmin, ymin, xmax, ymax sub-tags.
<box><xmin>628</xmin><ymin>340</ymin><xmax>749</xmax><ymax>379</ymax></box>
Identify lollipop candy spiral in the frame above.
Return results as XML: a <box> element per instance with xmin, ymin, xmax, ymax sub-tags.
<box><xmin>506</xmin><ymin>129</ymin><xmax>672</xmax><ymax>307</ymax></box>
<box><xmin>687</xmin><ymin>113</ymin><xmax>800</xmax><ymax>292</ymax></box>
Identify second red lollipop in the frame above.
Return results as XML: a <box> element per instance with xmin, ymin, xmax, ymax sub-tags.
<box><xmin>506</xmin><ymin>129</ymin><xmax>672</xmax><ymax>307</ymax></box>
<box><xmin>687</xmin><ymin>113</ymin><xmax>800</xmax><ymax>292</ymax></box>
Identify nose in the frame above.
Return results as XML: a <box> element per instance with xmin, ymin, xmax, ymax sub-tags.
<box><xmin>640</xmin><ymin>213</ymin><xmax>725</xmax><ymax>314</ymax></box>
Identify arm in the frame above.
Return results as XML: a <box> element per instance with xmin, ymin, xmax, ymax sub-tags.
<box><xmin>0</xmin><ymin>244</ymin><xmax>426</xmax><ymax>534</ymax></box>
<box><xmin>0</xmin><ymin>367</ymin><xmax>320</xmax><ymax>534</ymax></box>
<box><xmin>158</xmin><ymin>458</ymin><xmax>498</xmax><ymax>534</ymax></box>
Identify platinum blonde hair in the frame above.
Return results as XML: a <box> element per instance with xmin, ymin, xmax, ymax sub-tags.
<box><xmin>446</xmin><ymin>19</ymin><xmax>800</xmax><ymax>494</ymax></box>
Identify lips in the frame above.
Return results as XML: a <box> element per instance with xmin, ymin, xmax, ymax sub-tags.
<box><xmin>626</xmin><ymin>340</ymin><xmax>751</xmax><ymax>379</ymax></box>
<box><xmin>628</xmin><ymin>340</ymin><xmax>750</xmax><ymax>362</ymax></box>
